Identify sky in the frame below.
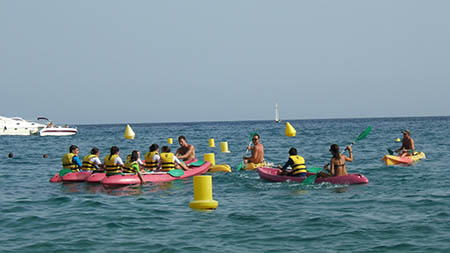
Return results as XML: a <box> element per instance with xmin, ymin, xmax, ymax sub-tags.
<box><xmin>1</xmin><ymin>0</ymin><xmax>449</xmax><ymax>124</ymax></box>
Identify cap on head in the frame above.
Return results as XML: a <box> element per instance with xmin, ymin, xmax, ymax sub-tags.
<box><xmin>401</xmin><ymin>129</ymin><xmax>410</xmax><ymax>135</ymax></box>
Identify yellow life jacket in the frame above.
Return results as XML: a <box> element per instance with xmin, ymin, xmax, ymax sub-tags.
<box><xmin>81</xmin><ymin>154</ymin><xmax>97</xmax><ymax>171</ymax></box>
<box><xmin>144</xmin><ymin>151</ymin><xmax>159</xmax><ymax>170</ymax></box>
<box><xmin>123</xmin><ymin>160</ymin><xmax>139</xmax><ymax>174</ymax></box>
<box><xmin>290</xmin><ymin>155</ymin><xmax>307</xmax><ymax>175</ymax></box>
<box><xmin>160</xmin><ymin>152</ymin><xmax>175</xmax><ymax>171</ymax></box>
<box><xmin>62</xmin><ymin>153</ymin><xmax>79</xmax><ymax>172</ymax></box>
<box><xmin>104</xmin><ymin>154</ymin><xmax>121</xmax><ymax>175</ymax></box>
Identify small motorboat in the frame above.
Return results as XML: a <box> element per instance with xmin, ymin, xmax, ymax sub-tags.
<box><xmin>37</xmin><ymin>117</ymin><xmax>77</xmax><ymax>136</ymax></box>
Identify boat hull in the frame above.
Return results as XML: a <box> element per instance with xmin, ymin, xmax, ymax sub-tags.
<box><xmin>40</xmin><ymin>127</ymin><xmax>77</xmax><ymax>136</ymax></box>
<box><xmin>102</xmin><ymin>161</ymin><xmax>211</xmax><ymax>187</ymax></box>
<box><xmin>257</xmin><ymin>167</ymin><xmax>368</xmax><ymax>185</ymax></box>
<box><xmin>382</xmin><ymin>152</ymin><xmax>426</xmax><ymax>165</ymax></box>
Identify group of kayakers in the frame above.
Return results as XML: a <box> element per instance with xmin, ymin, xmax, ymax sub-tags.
<box><xmin>61</xmin><ymin>136</ymin><xmax>196</xmax><ymax>177</ymax></box>
<box><xmin>60</xmin><ymin>129</ymin><xmax>415</xmax><ymax>179</ymax></box>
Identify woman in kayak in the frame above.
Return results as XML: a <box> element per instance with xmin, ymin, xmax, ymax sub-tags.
<box><xmin>277</xmin><ymin>147</ymin><xmax>307</xmax><ymax>177</ymax></box>
<box><xmin>320</xmin><ymin>144</ymin><xmax>353</xmax><ymax>177</ymax></box>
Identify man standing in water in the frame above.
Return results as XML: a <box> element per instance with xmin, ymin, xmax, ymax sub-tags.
<box><xmin>395</xmin><ymin>129</ymin><xmax>415</xmax><ymax>157</ymax></box>
<box><xmin>176</xmin><ymin>136</ymin><xmax>196</xmax><ymax>161</ymax></box>
<box><xmin>243</xmin><ymin>133</ymin><xmax>265</xmax><ymax>170</ymax></box>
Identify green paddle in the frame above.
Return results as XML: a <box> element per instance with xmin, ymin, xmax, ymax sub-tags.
<box><xmin>168</xmin><ymin>169</ymin><xmax>184</xmax><ymax>177</ymax></box>
<box><xmin>59</xmin><ymin>169</ymin><xmax>73</xmax><ymax>177</ymax></box>
<box><xmin>301</xmin><ymin>126</ymin><xmax>372</xmax><ymax>186</ymax></box>
<box><xmin>236</xmin><ymin>132</ymin><xmax>257</xmax><ymax>171</ymax></box>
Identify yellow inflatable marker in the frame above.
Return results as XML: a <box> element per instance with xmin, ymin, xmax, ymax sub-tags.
<box><xmin>209</xmin><ymin>164</ymin><xmax>232</xmax><ymax>173</ymax></box>
<box><xmin>220</xmin><ymin>142</ymin><xmax>231</xmax><ymax>153</ymax></box>
<box><xmin>189</xmin><ymin>175</ymin><xmax>218</xmax><ymax>210</ymax></box>
<box><xmin>168</xmin><ymin>138</ymin><xmax>173</xmax><ymax>144</ymax></box>
<box><xmin>209</xmin><ymin>138</ymin><xmax>215</xmax><ymax>148</ymax></box>
<box><xmin>285</xmin><ymin>122</ymin><xmax>296</xmax><ymax>137</ymax></box>
<box><xmin>395</xmin><ymin>138</ymin><xmax>401</xmax><ymax>142</ymax></box>
<box><xmin>124</xmin><ymin>124</ymin><xmax>135</xmax><ymax>140</ymax></box>
<box><xmin>204</xmin><ymin>153</ymin><xmax>216</xmax><ymax>165</ymax></box>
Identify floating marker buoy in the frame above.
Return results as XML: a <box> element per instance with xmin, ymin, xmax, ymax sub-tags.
<box><xmin>168</xmin><ymin>138</ymin><xmax>173</xmax><ymax>144</ymax></box>
<box><xmin>189</xmin><ymin>175</ymin><xmax>218</xmax><ymax>210</ymax></box>
<box><xmin>124</xmin><ymin>124</ymin><xmax>135</xmax><ymax>140</ymax></box>
<box><xmin>209</xmin><ymin>138</ymin><xmax>215</xmax><ymax>148</ymax></box>
<box><xmin>395</xmin><ymin>138</ymin><xmax>401</xmax><ymax>142</ymax></box>
<box><xmin>204</xmin><ymin>153</ymin><xmax>216</xmax><ymax>165</ymax></box>
<box><xmin>220</xmin><ymin>142</ymin><xmax>231</xmax><ymax>153</ymax></box>
<box><xmin>285</xmin><ymin>122</ymin><xmax>296</xmax><ymax>137</ymax></box>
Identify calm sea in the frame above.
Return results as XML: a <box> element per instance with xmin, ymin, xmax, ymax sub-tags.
<box><xmin>1</xmin><ymin>117</ymin><xmax>449</xmax><ymax>252</ymax></box>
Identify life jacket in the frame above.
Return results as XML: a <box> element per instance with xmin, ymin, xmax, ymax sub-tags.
<box><xmin>160</xmin><ymin>152</ymin><xmax>175</xmax><ymax>171</ymax></box>
<box><xmin>123</xmin><ymin>160</ymin><xmax>139</xmax><ymax>174</ymax></box>
<box><xmin>144</xmin><ymin>151</ymin><xmax>159</xmax><ymax>170</ymax></box>
<box><xmin>104</xmin><ymin>154</ymin><xmax>121</xmax><ymax>175</ymax></box>
<box><xmin>81</xmin><ymin>154</ymin><xmax>97</xmax><ymax>171</ymax></box>
<box><xmin>290</xmin><ymin>155</ymin><xmax>307</xmax><ymax>175</ymax></box>
<box><xmin>62</xmin><ymin>153</ymin><xmax>79</xmax><ymax>172</ymax></box>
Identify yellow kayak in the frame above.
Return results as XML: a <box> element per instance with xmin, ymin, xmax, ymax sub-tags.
<box><xmin>208</xmin><ymin>164</ymin><xmax>232</xmax><ymax>173</ymax></box>
<box><xmin>382</xmin><ymin>152</ymin><xmax>426</xmax><ymax>166</ymax></box>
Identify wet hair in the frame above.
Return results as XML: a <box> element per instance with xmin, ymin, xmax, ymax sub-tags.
<box><xmin>149</xmin><ymin>144</ymin><xmax>159</xmax><ymax>152</ymax></box>
<box><xmin>161</xmin><ymin>146</ymin><xmax>170</xmax><ymax>153</ymax></box>
<box><xmin>8</xmin><ymin>152</ymin><xmax>14</xmax><ymax>158</ymax></box>
<box><xmin>69</xmin><ymin>145</ymin><xmax>78</xmax><ymax>153</ymax></box>
<box><xmin>130</xmin><ymin>150</ymin><xmax>139</xmax><ymax>162</ymax></box>
<box><xmin>253</xmin><ymin>133</ymin><xmax>260</xmax><ymax>139</ymax></box>
<box><xmin>288</xmin><ymin>147</ymin><xmax>297</xmax><ymax>156</ymax></box>
<box><xmin>109</xmin><ymin>146</ymin><xmax>119</xmax><ymax>159</ymax></box>
<box><xmin>330</xmin><ymin>144</ymin><xmax>340</xmax><ymax>160</ymax></box>
<box><xmin>178</xmin><ymin>136</ymin><xmax>186</xmax><ymax>141</ymax></box>
<box><xmin>90</xmin><ymin>147</ymin><xmax>99</xmax><ymax>155</ymax></box>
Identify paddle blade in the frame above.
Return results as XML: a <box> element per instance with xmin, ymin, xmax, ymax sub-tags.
<box><xmin>307</xmin><ymin>167</ymin><xmax>322</xmax><ymax>173</ymax></box>
<box><xmin>168</xmin><ymin>169</ymin><xmax>184</xmax><ymax>177</ymax></box>
<box><xmin>387</xmin><ymin>148</ymin><xmax>394</xmax><ymax>155</ymax></box>
<box><xmin>236</xmin><ymin>161</ymin><xmax>244</xmax><ymax>171</ymax></box>
<box><xmin>59</xmin><ymin>169</ymin><xmax>72</xmax><ymax>177</ymax></box>
<box><xmin>189</xmin><ymin>160</ymin><xmax>205</xmax><ymax>167</ymax></box>
<box><xmin>355</xmin><ymin>126</ymin><xmax>372</xmax><ymax>143</ymax></box>
<box><xmin>301</xmin><ymin>174</ymin><xmax>317</xmax><ymax>185</ymax></box>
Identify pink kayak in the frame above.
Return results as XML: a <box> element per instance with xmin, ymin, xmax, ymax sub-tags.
<box><xmin>49</xmin><ymin>171</ymin><xmax>92</xmax><ymax>182</ymax></box>
<box><xmin>257</xmin><ymin>167</ymin><xmax>368</xmax><ymax>185</ymax></box>
<box><xmin>102</xmin><ymin>161</ymin><xmax>210</xmax><ymax>187</ymax></box>
<box><xmin>85</xmin><ymin>159</ymin><xmax>199</xmax><ymax>184</ymax></box>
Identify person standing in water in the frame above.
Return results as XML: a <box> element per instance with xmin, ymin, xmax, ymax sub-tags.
<box><xmin>176</xmin><ymin>136</ymin><xmax>196</xmax><ymax>162</ymax></box>
<box><xmin>320</xmin><ymin>144</ymin><xmax>353</xmax><ymax>177</ymax></box>
<box><xmin>243</xmin><ymin>133</ymin><xmax>265</xmax><ymax>170</ymax></box>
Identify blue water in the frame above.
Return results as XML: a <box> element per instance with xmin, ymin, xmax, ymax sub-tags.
<box><xmin>1</xmin><ymin>117</ymin><xmax>450</xmax><ymax>252</ymax></box>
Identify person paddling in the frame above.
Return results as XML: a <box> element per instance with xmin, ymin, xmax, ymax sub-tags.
<box><xmin>277</xmin><ymin>147</ymin><xmax>307</xmax><ymax>177</ymax></box>
<box><xmin>319</xmin><ymin>144</ymin><xmax>353</xmax><ymax>178</ymax></box>
<box><xmin>62</xmin><ymin>145</ymin><xmax>82</xmax><ymax>172</ymax></box>
<box><xmin>242</xmin><ymin>133</ymin><xmax>265</xmax><ymax>170</ymax></box>
<box><xmin>395</xmin><ymin>129</ymin><xmax>415</xmax><ymax>157</ymax></box>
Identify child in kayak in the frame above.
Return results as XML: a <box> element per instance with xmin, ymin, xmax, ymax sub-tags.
<box><xmin>159</xmin><ymin>146</ymin><xmax>189</xmax><ymax>171</ymax></box>
<box><xmin>104</xmin><ymin>146</ymin><xmax>124</xmax><ymax>176</ymax></box>
<box><xmin>123</xmin><ymin>150</ymin><xmax>145</xmax><ymax>184</ymax></box>
<box><xmin>277</xmin><ymin>147</ymin><xmax>307</xmax><ymax>177</ymax></box>
<box><xmin>320</xmin><ymin>144</ymin><xmax>353</xmax><ymax>177</ymax></box>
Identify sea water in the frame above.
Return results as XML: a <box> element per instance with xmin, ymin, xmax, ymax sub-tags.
<box><xmin>1</xmin><ymin>117</ymin><xmax>449</xmax><ymax>252</ymax></box>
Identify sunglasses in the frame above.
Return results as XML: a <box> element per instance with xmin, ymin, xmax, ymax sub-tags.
<box><xmin>252</xmin><ymin>138</ymin><xmax>258</xmax><ymax>141</ymax></box>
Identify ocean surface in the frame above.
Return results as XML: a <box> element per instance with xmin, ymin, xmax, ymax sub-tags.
<box><xmin>1</xmin><ymin>117</ymin><xmax>450</xmax><ymax>252</ymax></box>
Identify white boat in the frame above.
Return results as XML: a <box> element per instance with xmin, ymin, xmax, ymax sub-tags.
<box><xmin>37</xmin><ymin>117</ymin><xmax>78</xmax><ymax>136</ymax></box>
<box><xmin>0</xmin><ymin>116</ymin><xmax>46</xmax><ymax>136</ymax></box>
<box><xmin>275</xmin><ymin>103</ymin><xmax>281</xmax><ymax>123</ymax></box>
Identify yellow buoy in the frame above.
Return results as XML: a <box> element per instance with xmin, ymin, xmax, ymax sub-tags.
<box><xmin>285</xmin><ymin>122</ymin><xmax>296</xmax><ymax>137</ymax></box>
<box><xmin>220</xmin><ymin>142</ymin><xmax>231</xmax><ymax>153</ymax></box>
<box><xmin>168</xmin><ymin>138</ymin><xmax>173</xmax><ymax>144</ymax></box>
<box><xmin>209</xmin><ymin>164</ymin><xmax>232</xmax><ymax>173</ymax></box>
<box><xmin>395</xmin><ymin>138</ymin><xmax>401</xmax><ymax>142</ymax></box>
<box><xmin>208</xmin><ymin>138</ymin><xmax>216</xmax><ymax>148</ymax></box>
<box><xmin>124</xmin><ymin>124</ymin><xmax>135</xmax><ymax>140</ymax></box>
<box><xmin>189</xmin><ymin>175</ymin><xmax>218</xmax><ymax>210</ymax></box>
<box><xmin>204</xmin><ymin>153</ymin><xmax>216</xmax><ymax>165</ymax></box>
